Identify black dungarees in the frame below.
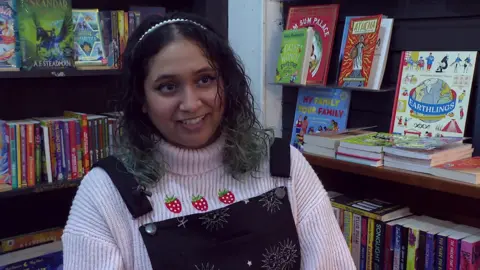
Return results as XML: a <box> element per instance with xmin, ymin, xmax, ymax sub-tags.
<box><xmin>93</xmin><ymin>138</ymin><xmax>302</xmax><ymax>270</ymax></box>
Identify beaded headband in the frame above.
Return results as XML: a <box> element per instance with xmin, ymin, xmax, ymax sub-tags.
<box><xmin>138</xmin><ymin>18</ymin><xmax>207</xmax><ymax>42</ymax></box>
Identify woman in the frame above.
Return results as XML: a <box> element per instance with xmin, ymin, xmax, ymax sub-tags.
<box><xmin>62</xmin><ymin>12</ymin><xmax>354</xmax><ymax>269</ymax></box>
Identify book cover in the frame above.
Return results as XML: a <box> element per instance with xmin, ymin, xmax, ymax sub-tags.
<box><xmin>275</xmin><ymin>28</ymin><xmax>312</xmax><ymax>84</ymax></box>
<box><xmin>341</xmin><ymin>132</ymin><xmax>394</xmax><ymax>147</ymax></box>
<box><xmin>290</xmin><ymin>87</ymin><xmax>351</xmax><ymax>151</ymax></box>
<box><xmin>338</xmin><ymin>15</ymin><xmax>382</xmax><ymax>88</ymax></box>
<box><xmin>0</xmin><ymin>0</ymin><xmax>20</xmax><ymax>70</ymax></box>
<box><xmin>73</xmin><ymin>9</ymin><xmax>106</xmax><ymax>66</ymax></box>
<box><xmin>286</xmin><ymin>4</ymin><xmax>339</xmax><ymax>85</ymax></box>
<box><xmin>390</xmin><ymin>51</ymin><xmax>477</xmax><ymax>138</ymax></box>
<box><xmin>17</xmin><ymin>0</ymin><xmax>74</xmax><ymax>70</ymax></box>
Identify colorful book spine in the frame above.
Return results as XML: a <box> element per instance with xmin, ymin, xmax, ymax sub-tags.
<box><xmin>373</xmin><ymin>220</ymin><xmax>385</xmax><ymax>269</ymax></box>
<box><xmin>352</xmin><ymin>213</ymin><xmax>362</xmax><ymax>268</ymax></box>
<box><xmin>26</xmin><ymin>123</ymin><xmax>34</xmax><ymax>186</ymax></box>
<box><xmin>20</xmin><ymin>124</ymin><xmax>26</xmax><ymax>187</ymax></box>
<box><xmin>407</xmin><ymin>227</ymin><xmax>419</xmax><ymax>270</ymax></box>
<box><xmin>367</xmin><ymin>218</ymin><xmax>375</xmax><ymax>270</ymax></box>
<box><xmin>343</xmin><ymin>211</ymin><xmax>353</xmax><ymax>252</ymax></box>
<box><xmin>447</xmin><ymin>238</ymin><xmax>460</xmax><ymax>270</ymax></box>
<box><xmin>436</xmin><ymin>234</ymin><xmax>448</xmax><ymax>270</ymax></box>
<box><xmin>34</xmin><ymin>123</ymin><xmax>41</xmax><ymax>184</ymax></box>
<box><xmin>63</xmin><ymin>121</ymin><xmax>71</xmax><ymax>180</ymax></box>
<box><xmin>425</xmin><ymin>232</ymin><xmax>436</xmax><ymax>270</ymax></box>
<box><xmin>360</xmin><ymin>216</ymin><xmax>368</xmax><ymax>270</ymax></box>
<box><xmin>8</xmin><ymin>124</ymin><xmax>17</xmax><ymax>188</ymax></box>
<box><xmin>393</xmin><ymin>224</ymin><xmax>403</xmax><ymax>270</ymax></box>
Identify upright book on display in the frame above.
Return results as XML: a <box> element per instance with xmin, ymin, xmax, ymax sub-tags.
<box><xmin>285</xmin><ymin>4</ymin><xmax>339</xmax><ymax>85</ymax></box>
<box><xmin>390</xmin><ymin>51</ymin><xmax>477</xmax><ymax>138</ymax></box>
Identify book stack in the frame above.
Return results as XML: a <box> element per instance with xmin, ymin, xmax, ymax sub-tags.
<box><xmin>328</xmin><ymin>192</ymin><xmax>480</xmax><ymax>270</ymax></box>
<box><xmin>303</xmin><ymin>130</ymin><xmax>374</xmax><ymax>158</ymax></box>
<box><xmin>430</xmin><ymin>156</ymin><xmax>480</xmax><ymax>184</ymax></box>
<box><xmin>383</xmin><ymin>142</ymin><xmax>474</xmax><ymax>174</ymax></box>
<box><xmin>336</xmin><ymin>133</ymin><xmax>393</xmax><ymax>167</ymax></box>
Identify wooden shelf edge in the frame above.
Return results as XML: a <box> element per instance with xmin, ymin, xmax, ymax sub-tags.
<box><xmin>304</xmin><ymin>153</ymin><xmax>480</xmax><ymax>199</ymax></box>
<box><xmin>0</xmin><ymin>69</ymin><xmax>121</xmax><ymax>79</ymax></box>
<box><xmin>0</xmin><ymin>179</ymin><xmax>82</xmax><ymax>199</ymax></box>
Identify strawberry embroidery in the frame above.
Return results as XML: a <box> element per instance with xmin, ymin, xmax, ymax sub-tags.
<box><xmin>165</xmin><ymin>196</ymin><xmax>182</xmax><ymax>214</ymax></box>
<box><xmin>218</xmin><ymin>189</ymin><xmax>235</xmax><ymax>204</ymax></box>
<box><xmin>192</xmin><ymin>195</ymin><xmax>209</xmax><ymax>211</ymax></box>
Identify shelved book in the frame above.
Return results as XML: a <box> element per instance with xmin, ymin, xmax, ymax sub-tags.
<box><xmin>0</xmin><ymin>4</ymin><xmax>164</xmax><ymax>71</ymax></box>
<box><xmin>329</xmin><ymin>192</ymin><xmax>480</xmax><ymax>270</ymax></box>
<box><xmin>336</xmin><ymin>15</ymin><xmax>393</xmax><ymax>90</ymax></box>
<box><xmin>0</xmin><ymin>241</ymin><xmax>62</xmax><ymax>269</ymax></box>
<box><xmin>274</xmin><ymin>27</ymin><xmax>314</xmax><ymax>85</ymax></box>
<box><xmin>337</xmin><ymin>15</ymin><xmax>382</xmax><ymax>88</ymax></box>
<box><xmin>336</xmin><ymin>132</ymin><xmax>393</xmax><ymax>166</ymax></box>
<box><xmin>390</xmin><ymin>51</ymin><xmax>477</xmax><ymax>138</ymax></box>
<box><xmin>383</xmin><ymin>142</ymin><xmax>473</xmax><ymax>174</ymax></box>
<box><xmin>285</xmin><ymin>4</ymin><xmax>339</xmax><ymax>85</ymax></box>
<box><xmin>0</xmin><ymin>112</ymin><xmax>121</xmax><ymax>191</ymax></box>
<box><xmin>290</xmin><ymin>87</ymin><xmax>351</xmax><ymax>152</ymax></box>
<box><xmin>430</xmin><ymin>157</ymin><xmax>480</xmax><ymax>184</ymax></box>
<box><xmin>0</xmin><ymin>0</ymin><xmax>20</xmax><ymax>71</ymax></box>
<box><xmin>303</xmin><ymin>129</ymin><xmax>374</xmax><ymax>158</ymax></box>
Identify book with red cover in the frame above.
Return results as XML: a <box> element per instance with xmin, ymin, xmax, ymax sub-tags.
<box><xmin>337</xmin><ymin>15</ymin><xmax>382</xmax><ymax>88</ymax></box>
<box><xmin>430</xmin><ymin>157</ymin><xmax>480</xmax><ymax>184</ymax></box>
<box><xmin>286</xmin><ymin>4</ymin><xmax>339</xmax><ymax>85</ymax></box>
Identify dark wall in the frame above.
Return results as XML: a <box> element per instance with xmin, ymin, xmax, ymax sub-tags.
<box><xmin>281</xmin><ymin>0</ymin><xmax>480</xmax><ymax>154</ymax></box>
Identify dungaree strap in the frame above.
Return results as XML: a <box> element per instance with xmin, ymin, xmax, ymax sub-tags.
<box><xmin>269</xmin><ymin>138</ymin><xmax>291</xmax><ymax>178</ymax></box>
<box><xmin>92</xmin><ymin>156</ymin><xmax>153</xmax><ymax>219</ymax></box>
<box><xmin>92</xmin><ymin>138</ymin><xmax>291</xmax><ymax>219</ymax></box>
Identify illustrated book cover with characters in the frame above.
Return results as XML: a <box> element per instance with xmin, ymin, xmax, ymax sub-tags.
<box><xmin>274</xmin><ymin>27</ymin><xmax>313</xmax><ymax>85</ymax></box>
<box><xmin>0</xmin><ymin>121</ymin><xmax>9</xmax><ymax>185</ymax></box>
<box><xmin>73</xmin><ymin>9</ymin><xmax>106</xmax><ymax>66</ymax></box>
<box><xmin>17</xmin><ymin>0</ymin><xmax>74</xmax><ymax>70</ymax></box>
<box><xmin>0</xmin><ymin>0</ymin><xmax>20</xmax><ymax>70</ymax></box>
<box><xmin>390</xmin><ymin>51</ymin><xmax>477</xmax><ymax>138</ymax></box>
<box><xmin>285</xmin><ymin>4</ymin><xmax>339</xmax><ymax>85</ymax></box>
<box><xmin>337</xmin><ymin>15</ymin><xmax>382</xmax><ymax>88</ymax></box>
<box><xmin>290</xmin><ymin>87</ymin><xmax>351</xmax><ymax>151</ymax></box>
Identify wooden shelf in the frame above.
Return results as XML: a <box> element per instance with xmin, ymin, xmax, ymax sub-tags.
<box><xmin>0</xmin><ymin>179</ymin><xmax>82</xmax><ymax>199</ymax></box>
<box><xmin>305</xmin><ymin>154</ymin><xmax>480</xmax><ymax>199</ymax></box>
<box><xmin>270</xmin><ymin>82</ymin><xmax>395</xmax><ymax>92</ymax></box>
<box><xmin>0</xmin><ymin>69</ymin><xmax>121</xmax><ymax>79</ymax></box>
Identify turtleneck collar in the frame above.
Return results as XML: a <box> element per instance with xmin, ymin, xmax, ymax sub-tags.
<box><xmin>156</xmin><ymin>136</ymin><xmax>225</xmax><ymax>175</ymax></box>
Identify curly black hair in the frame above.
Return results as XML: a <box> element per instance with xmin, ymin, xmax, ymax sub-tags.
<box><xmin>114</xmin><ymin>12</ymin><xmax>272</xmax><ymax>185</ymax></box>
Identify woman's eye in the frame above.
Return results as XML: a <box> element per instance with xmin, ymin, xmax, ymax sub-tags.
<box><xmin>157</xmin><ymin>83</ymin><xmax>176</xmax><ymax>93</ymax></box>
<box><xmin>198</xmin><ymin>75</ymin><xmax>216</xmax><ymax>86</ymax></box>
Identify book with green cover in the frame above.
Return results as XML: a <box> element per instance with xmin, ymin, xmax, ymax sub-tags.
<box><xmin>17</xmin><ymin>0</ymin><xmax>74</xmax><ymax>70</ymax></box>
<box><xmin>274</xmin><ymin>27</ymin><xmax>313</xmax><ymax>85</ymax></box>
<box><xmin>340</xmin><ymin>132</ymin><xmax>395</xmax><ymax>152</ymax></box>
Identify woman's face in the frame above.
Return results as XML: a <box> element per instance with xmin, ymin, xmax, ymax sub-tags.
<box><xmin>143</xmin><ymin>38</ymin><xmax>224</xmax><ymax>149</ymax></box>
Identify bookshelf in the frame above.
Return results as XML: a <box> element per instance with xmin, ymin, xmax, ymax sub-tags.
<box><xmin>0</xmin><ymin>0</ymin><xmax>228</xmax><ymax>240</ymax></box>
<box><xmin>0</xmin><ymin>69</ymin><xmax>121</xmax><ymax>79</ymax></box>
<box><xmin>305</xmin><ymin>154</ymin><xmax>480</xmax><ymax>200</ymax></box>
<box><xmin>280</xmin><ymin>0</ymin><xmax>480</xmax><ymax>228</ymax></box>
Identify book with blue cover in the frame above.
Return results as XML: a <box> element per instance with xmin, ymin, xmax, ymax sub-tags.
<box><xmin>290</xmin><ymin>87</ymin><xmax>351</xmax><ymax>151</ymax></box>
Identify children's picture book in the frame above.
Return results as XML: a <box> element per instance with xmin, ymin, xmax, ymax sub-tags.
<box><xmin>290</xmin><ymin>87</ymin><xmax>351</xmax><ymax>151</ymax></box>
<box><xmin>17</xmin><ymin>0</ymin><xmax>74</xmax><ymax>70</ymax></box>
<box><xmin>337</xmin><ymin>15</ymin><xmax>382</xmax><ymax>88</ymax></box>
<box><xmin>0</xmin><ymin>0</ymin><xmax>20</xmax><ymax>70</ymax></box>
<box><xmin>73</xmin><ymin>9</ymin><xmax>106</xmax><ymax>66</ymax></box>
<box><xmin>285</xmin><ymin>4</ymin><xmax>339</xmax><ymax>85</ymax></box>
<box><xmin>274</xmin><ymin>28</ymin><xmax>314</xmax><ymax>85</ymax></box>
<box><xmin>390</xmin><ymin>51</ymin><xmax>477</xmax><ymax>138</ymax></box>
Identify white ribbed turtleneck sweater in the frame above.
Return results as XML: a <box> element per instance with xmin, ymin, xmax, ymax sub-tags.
<box><xmin>62</xmin><ymin>137</ymin><xmax>355</xmax><ymax>269</ymax></box>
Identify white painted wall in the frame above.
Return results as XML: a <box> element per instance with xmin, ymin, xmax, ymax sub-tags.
<box><xmin>228</xmin><ymin>0</ymin><xmax>284</xmax><ymax>137</ymax></box>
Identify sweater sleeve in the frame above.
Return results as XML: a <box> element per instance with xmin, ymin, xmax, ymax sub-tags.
<box><xmin>62</xmin><ymin>168</ymin><xmax>125</xmax><ymax>270</ymax></box>
<box><xmin>289</xmin><ymin>146</ymin><xmax>355</xmax><ymax>270</ymax></box>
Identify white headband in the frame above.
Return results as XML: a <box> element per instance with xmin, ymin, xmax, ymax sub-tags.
<box><xmin>138</xmin><ymin>18</ymin><xmax>207</xmax><ymax>42</ymax></box>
